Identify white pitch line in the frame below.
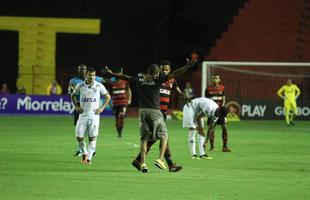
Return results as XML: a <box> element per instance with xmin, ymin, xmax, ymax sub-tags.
<box><xmin>124</xmin><ymin>142</ymin><xmax>139</xmax><ymax>148</ymax></box>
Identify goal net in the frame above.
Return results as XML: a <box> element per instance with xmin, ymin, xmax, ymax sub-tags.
<box><xmin>201</xmin><ymin>61</ymin><xmax>310</xmax><ymax>120</ymax></box>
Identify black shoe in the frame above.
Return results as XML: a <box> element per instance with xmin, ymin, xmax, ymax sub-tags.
<box><xmin>74</xmin><ymin>151</ymin><xmax>82</xmax><ymax>157</ymax></box>
<box><xmin>169</xmin><ymin>163</ymin><xmax>183</xmax><ymax>172</ymax></box>
<box><xmin>290</xmin><ymin>121</ymin><xmax>295</xmax><ymax>126</ymax></box>
<box><xmin>93</xmin><ymin>152</ymin><xmax>96</xmax><ymax>157</ymax></box>
<box><xmin>132</xmin><ymin>159</ymin><xmax>141</xmax><ymax>171</ymax></box>
<box><xmin>191</xmin><ymin>155</ymin><xmax>200</xmax><ymax>159</ymax></box>
<box><xmin>199</xmin><ymin>154</ymin><xmax>213</xmax><ymax>159</ymax></box>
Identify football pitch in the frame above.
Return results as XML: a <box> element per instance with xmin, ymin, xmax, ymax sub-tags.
<box><xmin>0</xmin><ymin>115</ymin><xmax>309</xmax><ymax>200</ymax></box>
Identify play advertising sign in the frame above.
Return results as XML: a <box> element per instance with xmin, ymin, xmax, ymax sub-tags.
<box><xmin>226</xmin><ymin>100</ymin><xmax>310</xmax><ymax>120</ymax></box>
<box><xmin>0</xmin><ymin>94</ymin><xmax>112</xmax><ymax>116</ymax></box>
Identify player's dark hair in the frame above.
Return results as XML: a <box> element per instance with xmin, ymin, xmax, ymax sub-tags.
<box><xmin>87</xmin><ymin>67</ymin><xmax>96</xmax><ymax>73</ymax></box>
<box><xmin>77</xmin><ymin>64</ymin><xmax>87</xmax><ymax>71</ymax></box>
<box><xmin>160</xmin><ymin>60</ymin><xmax>171</xmax><ymax>67</ymax></box>
<box><xmin>147</xmin><ymin>64</ymin><xmax>159</xmax><ymax>75</ymax></box>
<box><xmin>212</xmin><ymin>74</ymin><xmax>220</xmax><ymax>77</ymax></box>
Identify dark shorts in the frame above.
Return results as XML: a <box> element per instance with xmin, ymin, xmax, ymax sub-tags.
<box><xmin>139</xmin><ymin>108</ymin><xmax>168</xmax><ymax>141</ymax></box>
<box><xmin>207</xmin><ymin>107</ymin><xmax>227</xmax><ymax>126</ymax></box>
<box><xmin>112</xmin><ymin>105</ymin><xmax>127</xmax><ymax>116</ymax></box>
<box><xmin>208</xmin><ymin>116</ymin><xmax>226</xmax><ymax>126</ymax></box>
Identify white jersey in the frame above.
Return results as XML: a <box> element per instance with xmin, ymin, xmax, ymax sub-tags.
<box><xmin>190</xmin><ymin>97</ymin><xmax>219</xmax><ymax>117</ymax></box>
<box><xmin>73</xmin><ymin>80</ymin><xmax>108</xmax><ymax>118</ymax></box>
<box><xmin>183</xmin><ymin>97</ymin><xmax>219</xmax><ymax>129</ymax></box>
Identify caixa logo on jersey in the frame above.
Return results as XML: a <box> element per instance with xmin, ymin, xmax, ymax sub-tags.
<box><xmin>81</xmin><ymin>97</ymin><xmax>97</xmax><ymax>103</ymax></box>
<box><xmin>16</xmin><ymin>96</ymin><xmax>75</xmax><ymax>114</ymax></box>
<box><xmin>274</xmin><ymin>106</ymin><xmax>310</xmax><ymax>117</ymax></box>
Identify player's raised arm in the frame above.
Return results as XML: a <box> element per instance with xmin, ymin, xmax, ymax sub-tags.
<box><xmin>127</xmin><ymin>84</ymin><xmax>132</xmax><ymax>105</ymax></box>
<box><xmin>168</xmin><ymin>59</ymin><xmax>197</xmax><ymax>79</ymax></box>
<box><xmin>103</xmin><ymin>66</ymin><xmax>132</xmax><ymax>81</ymax></box>
<box><xmin>175</xmin><ymin>85</ymin><xmax>191</xmax><ymax>103</ymax></box>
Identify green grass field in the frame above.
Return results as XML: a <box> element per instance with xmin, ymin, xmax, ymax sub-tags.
<box><xmin>0</xmin><ymin>116</ymin><xmax>310</xmax><ymax>200</ymax></box>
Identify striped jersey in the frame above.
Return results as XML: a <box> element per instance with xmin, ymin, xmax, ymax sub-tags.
<box><xmin>205</xmin><ymin>85</ymin><xmax>225</xmax><ymax>106</ymax></box>
<box><xmin>108</xmin><ymin>78</ymin><xmax>130</xmax><ymax>106</ymax></box>
<box><xmin>160</xmin><ymin>78</ymin><xmax>177</xmax><ymax>113</ymax></box>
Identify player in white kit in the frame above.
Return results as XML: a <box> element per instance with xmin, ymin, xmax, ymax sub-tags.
<box><xmin>71</xmin><ymin>68</ymin><xmax>111</xmax><ymax>164</ymax></box>
<box><xmin>183</xmin><ymin>97</ymin><xmax>227</xmax><ymax>159</ymax></box>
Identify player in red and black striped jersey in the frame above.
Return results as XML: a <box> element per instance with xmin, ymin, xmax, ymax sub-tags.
<box><xmin>132</xmin><ymin>60</ymin><xmax>188</xmax><ymax>172</ymax></box>
<box><xmin>106</xmin><ymin>68</ymin><xmax>132</xmax><ymax>137</ymax></box>
<box><xmin>205</xmin><ymin>74</ymin><xmax>231</xmax><ymax>152</ymax></box>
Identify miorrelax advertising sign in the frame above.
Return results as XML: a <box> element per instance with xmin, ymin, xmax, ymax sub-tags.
<box><xmin>0</xmin><ymin>95</ymin><xmax>112</xmax><ymax>116</ymax></box>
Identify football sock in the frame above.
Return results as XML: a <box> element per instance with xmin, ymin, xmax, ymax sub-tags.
<box><xmin>222</xmin><ymin>128</ymin><xmax>228</xmax><ymax>148</ymax></box>
<box><xmin>87</xmin><ymin>140</ymin><xmax>96</xmax><ymax>161</ymax></box>
<box><xmin>188</xmin><ymin>130</ymin><xmax>197</xmax><ymax>156</ymax></box>
<box><xmin>79</xmin><ymin>141</ymin><xmax>88</xmax><ymax>155</ymax></box>
<box><xmin>116</xmin><ymin>114</ymin><xmax>125</xmax><ymax>136</ymax></box>
<box><xmin>116</xmin><ymin>127</ymin><xmax>123</xmax><ymax>136</ymax></box>
<box><xmin>198</xmin><ymin>134</ymin><xmax>206</xmax><ymax>156</ymax></box>
<box><xmin>290</xmin><ymin>113</ymin><xmax>295</xmax><ymax>122</ymax></box>
<box><xmin>210</xmin><ymin>130</ymin><xmax>215</xmax><ymax>148</ymax></box>
<box><xmin>76</xmin><ymin>145</ymin><xmax>82</xmax><ymax>153</ymax></box>
<box><xmin>93</xmin><ymin>139</ymin><xmax>97</xmax><ymax>152</ymax></box>
<box><xmin>285</xmin><ymin>112</ymin><xmax>290</xmax><ymax>124</ymax></box>
<box><xmin>164</xmin><ymin>144</ymin><xmax>173</xmax><ymax>167</ymax></box>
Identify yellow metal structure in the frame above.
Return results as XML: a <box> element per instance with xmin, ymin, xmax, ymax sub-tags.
<box><xmin>0</xmin><ymin>16</ymin><xmax>101</xmax><ymax>94</ymax></box>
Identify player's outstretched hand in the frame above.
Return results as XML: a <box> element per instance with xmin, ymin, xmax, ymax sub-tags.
<box><xmin>105</xmin><ymin>66</ymin><xmax>113</xmax><ymax>74</ymax></box>
<box><xmin>76</xmin><ymin>106</ymin><xmax>83</xmax><ymax>113</ymax></box>
<box><xmin>186</xmin><ymin>58</ymin><xmax>197</xmax><ymax>66</ymax></box>
<box><xmin>95</xmin><ymin>108</ymin><xmax>104</xmax><ymax>115</ymax></box>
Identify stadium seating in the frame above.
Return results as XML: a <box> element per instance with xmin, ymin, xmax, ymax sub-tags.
<box><xmin>206</xmin><ymin>0</ymin><xmax>310</xmax><ymax>62</ymax></box>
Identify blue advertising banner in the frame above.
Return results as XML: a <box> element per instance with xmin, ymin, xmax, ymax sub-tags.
<box><xmin>0</xmin><ymin>94</ymin><xmax>113</xmax><ymax>116</ymax></box>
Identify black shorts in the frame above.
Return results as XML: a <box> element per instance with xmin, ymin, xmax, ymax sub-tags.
<box><xmin>208</xmin><ymin>108</ymin><xmax>227</xmax><ymax>125</ymax></box>
<box><xmin>112</xmin><ymin>105</ymin><xmax>127</xmax><ymax>116</ymax></box>
<box><xmin>208</xmin><ymin>115</ymin><xmax>226</xmax><ymax>126</ymax></box>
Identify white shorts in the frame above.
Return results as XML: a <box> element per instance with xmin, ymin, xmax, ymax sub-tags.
<box><xmin>75</xmin><ymin>116</ymin><xmax>100</xmax><ymax>138</ymax></box>
<box><xmin>182</xmin><ymin>104</ymin><xmax>204</xmax><ymax>129</ymax></box>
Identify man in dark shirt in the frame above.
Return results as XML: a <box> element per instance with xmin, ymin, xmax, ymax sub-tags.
<box><xmin>104</xmin><ymin>59</ymin><xmax>196</xmax><ymax>173</ymax></box>
<box><xmin>131</xmin><ymin>60</ymin><xmax>189</xmax><ymax>172</ymax></box>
